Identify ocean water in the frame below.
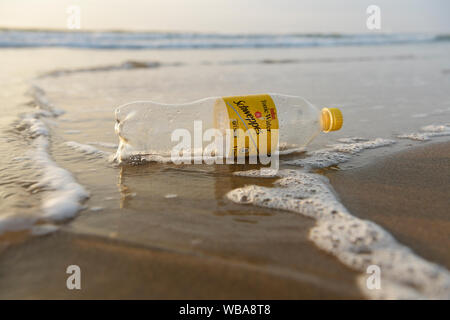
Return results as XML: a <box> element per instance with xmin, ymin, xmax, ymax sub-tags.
<box><xmin>0</xmin><ymin>30</ymin><xmax>445</xmax><ymax>49</ymax></box>
<box><xmin>1</xmin><ymin>31</ymin><xmax>450</xmax><ymax>298</ymax></box>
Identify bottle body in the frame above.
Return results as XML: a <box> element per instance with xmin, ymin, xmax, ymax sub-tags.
<box><xmin>271</xmin><ymin>94</ymin><xmax>321</xmax><ymax>150</ymax></box>
<box><xmin>114</xmin><ymin>93</ymin><xmax>331</xmax><ymax>162</ymax></box>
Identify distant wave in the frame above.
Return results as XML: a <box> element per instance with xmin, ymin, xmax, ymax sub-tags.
<box><xmin>0</xmin><ymin>30</ymin><xmax>448</xmax><ymax>49</ymax></box>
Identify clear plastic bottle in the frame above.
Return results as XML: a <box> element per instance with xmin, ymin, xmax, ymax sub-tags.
<box><xmin>114</xmin><ymin>93</ymin><xmax>343</xmax><ymax>162</ymax></box>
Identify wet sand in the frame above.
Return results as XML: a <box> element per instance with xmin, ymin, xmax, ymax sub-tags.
<box><xmin>326</xmin><ymin>141</ymin><xmax>450</xmax><ymax>270</ymax></box>
<box><xmin>0</xmin><ymin>141</ymin><xmax>448</xmax><ymax>299</ymax></box>
<box><xmin>1</xmin><ymin>46</ymin><xmax>450</xmax><ymax>299</ymax></box>
<box><xmin>0</xmin><ymin>225</ymin><xmax>362</xmax><ymax>299</ymax></box>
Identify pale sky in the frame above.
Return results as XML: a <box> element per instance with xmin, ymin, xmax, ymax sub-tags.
<box><xmin>0</xmin><ymin>0</ymin><xmax>449</xmax><ymax>33</ymax></box>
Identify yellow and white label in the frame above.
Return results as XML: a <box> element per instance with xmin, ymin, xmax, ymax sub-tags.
<box><xmin>221</xmin><ymin>94</ymin><xmax>279</xmax><ymax>156</ymax></box>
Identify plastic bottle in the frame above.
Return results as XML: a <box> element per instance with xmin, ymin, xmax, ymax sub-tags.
<box><xmin>114</xmin><ymin>93</ymin><xmax>343</xmax><ymax>162</ymax></box>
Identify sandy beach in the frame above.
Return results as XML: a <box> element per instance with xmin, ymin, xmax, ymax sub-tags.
<box><xmin>0</xmin><ymin>33</ymin><xmax>449</xmax><ymax>299</ymax></box>
<box><xmin>0</xmin><ymin>141</ymin><xmax>447</xmax><ymax>299</ymax></box>
<box><xmin>326</xmin><ymin>141</ymin><xmax>450</xmax><ymax>270</ymax></box>
<box><xmin>0</xmin><ymin>226</ymin><xmax>362</xmax><ymax>299</ymax></box>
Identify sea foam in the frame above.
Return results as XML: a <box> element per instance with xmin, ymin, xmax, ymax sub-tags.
<box><xmin>65</xmin><ymin>141</ymin><xmax>108</xmax><ymax>156</ymax></box>
<box><xmin>33</xmin><ymin>136</ymin><xmax>89</xmax><ymax>220</ymax></box>
<box><xmin>286</xmin><ymin>138</ymin><xmax>396</xmax><ymax>168</ymax></box>
<box><xmin>3</xmin><ymin>86</ymin><xmax>90</xmax><ymax>232</ymax></box>
<box><xmin>227</xmin><ymin>169</ymin><xmax>450</xmax><ymax>299</ymax></box>
<box><xmin>0</xmin><ymin>30</ymin><xmax>439</xmax><ymax>50</ymax></box>
<box><xmin>398</xmin><ymin>124</ymin><xmax>450</xmax><ymax>141</ymax></box>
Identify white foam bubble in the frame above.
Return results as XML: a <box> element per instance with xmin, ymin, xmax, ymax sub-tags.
<box><xmin>65</xmin><ymin>141</ymin><xmax>107</xmax><ymax>156</ymax></box>
<box><xmin>18</xmin><ymin>114</ymin><xmax>49</xmax><ymax>138</ymax></box>
<box><xmin>33</xmin><ymin>136</ymin><xmax>89</xmax><ymax>220</ymax></box>
<box><xmin>113</xmin><ymin>152</ymin><xmax>174</xmax><ymax>165</ymax></box>
<box><xmin>286</xmin><ymin>138</ymin><xmax>395</xmax><ymax>168</ymax></box>
<box><xmin>1</xmin><ymin>98</ymin><xmax>91</xmax><ymax>235</ymax></box>
<box><xmin>226</xmin><ymin>169</ymin><xmax>450</xmax><ymax>299</ymax></box>
<box><xmin>233</xmin><ymin>168</ymin><xmax>279</xmax><ymax>178</ymax></box>
<box><xmin>13</xmin><ymin>88</ymin><xmax>90</xmax><ymax>225</ymax></box>
<box><xmin>336</xmin><ymin>137</ymin><xmax>369</xmax><ymax>144</ymax></box>
<box><xmin>398</xmin><ymin>123</ymin><xmax>450</xmax><ymax>141</ymax></box>
<box><xmin>329</xmin><ymin>138</ymin><xmax>396</xmax><ymax>154</ymax></box>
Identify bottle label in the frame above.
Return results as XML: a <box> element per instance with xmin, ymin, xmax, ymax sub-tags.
<box><xmin>222</xmin><ymin>94</ymin><xmax>279</xmax><ymax>156</ymax></box>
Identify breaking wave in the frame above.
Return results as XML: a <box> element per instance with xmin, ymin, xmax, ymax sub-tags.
<box><xmin>0</xmin><ymin>30</ymin><xmax>446</xmax><ymax>49</ymax></box>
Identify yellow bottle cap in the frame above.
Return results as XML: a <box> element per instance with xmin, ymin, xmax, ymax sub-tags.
<box><xmin>321</xmin><ymin>107</ymin><xmax>343</xmax><ymax>132</ymax></box>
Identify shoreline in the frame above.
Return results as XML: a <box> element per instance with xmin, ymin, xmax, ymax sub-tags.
<box><xmin>326</xmin><ymin>140</ymin><xmax>450</xmax><ymax>270</ymax></box>
<box><xmin>1</xmin><ymin>45</ymin><xmax>450</xmax><ymax>298</ymax></box>
<box><xmin>1</xmin><ymin>141</ymin><xmax>449</xmax><ymax>298</ymax></box>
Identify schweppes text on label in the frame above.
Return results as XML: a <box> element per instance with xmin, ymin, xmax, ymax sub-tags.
<box><xmin>221</xmin><ymin>94</ymin><xmax>279</xmax><ymax>156</ymax></box>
